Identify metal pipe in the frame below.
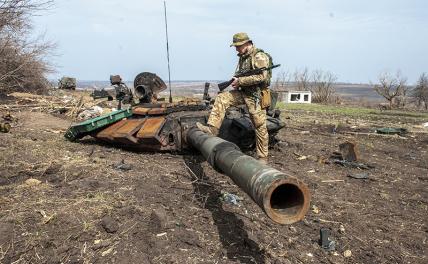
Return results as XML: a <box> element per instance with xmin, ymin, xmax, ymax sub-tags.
<box><xmin>186</xmin><ymin>127</ymin><xmax>311</xmax><ymax>224</ymax></box>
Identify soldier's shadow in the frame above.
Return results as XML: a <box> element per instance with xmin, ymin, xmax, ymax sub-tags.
<box><xmin>184</xmin><ymin>155</ymin><xmax>266</xmax><ymax>264</ymax></box>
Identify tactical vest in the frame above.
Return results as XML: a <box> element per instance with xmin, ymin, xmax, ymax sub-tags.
<box><xmin>236</xmin><ymin>47</ymin><xmax>273</xmax><ymax>91</ymax></box>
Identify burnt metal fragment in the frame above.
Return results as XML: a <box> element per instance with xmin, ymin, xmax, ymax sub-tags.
<box><xmin>339</xmin><ymin>141</ymin><xmax>358</xmax><ymax>162</ymax></box>
<box><xmin>319</xmin><ymin>227</ymin><xmax>336</xmax><ymax>251</ymax></box>
<box><xmin>347</xmin><ymin>172</ymin><xmax>369</xmax><ymax>179</ymax></box>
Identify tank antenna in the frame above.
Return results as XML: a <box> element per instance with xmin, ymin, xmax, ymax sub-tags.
<box><xmin>164</xmin><ymin>1</ymin><xmax>173</xmax><ymax>103</ymax></box>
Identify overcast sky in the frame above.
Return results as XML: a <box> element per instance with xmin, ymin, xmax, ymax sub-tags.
<box><xmin>34</xmin><ymin>0</ymin><xmax>428</xmax><ymax>83</ymax></box>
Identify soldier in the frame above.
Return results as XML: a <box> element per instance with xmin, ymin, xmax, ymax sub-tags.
<box><xmin>197</xmin><ymin>32</ymin><xmax>273</xmax><ymax>164</ymax></box>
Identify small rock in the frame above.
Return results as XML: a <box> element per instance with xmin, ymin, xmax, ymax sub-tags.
<box><xmin>113</xmin><ymin>159</ymin><xmax>132</xmax><ymax>171</ymax></box>
<box><xmin>2</xmin><ymin>113</ymin><xmax>15</xmax><ymax>122</ymax></box>
<box><xmin>150</xmin><ymin>207</ymin><xmax>168</xmax><ymax>232</ymax></box>
<box><xmin>220</xmin><ymin>191</ymin><xmax>243</xmax><ymax>206</ymax></box>
<box><xmin>311</xmin><ymin>205</ymin><xmax>320</xmax><ymax>214</ymax></box>
<box><xmin>289</xmin><ymin>225</ymin><xmax>297</xmax><ymax>231</ymax></box>
<box><xmin>343</xmin><ymin>249</ymin><xmax>352</xmax><ymax>258</ymax></box>
<box><xmin>318</xmin><ymin>156</ymin><xmax>329</xmax><ymax>164</ymax></box>
<box><xmin>37</xmin><ymin>210</ymin><xmax>48</xmax><ymax>218</ymax></box>
<box><xmin>297</xmin><ymin>155</ymin><xmax>308</xmax><ymax>160</ymax></box>
<box><xmin>100</xmin><ymin>216</ymin><xmax>119</xmax><ymax>233</ymax></box>
<box><xmin>93</xmin><ymin>239</ymin><xmax>111</xmax><ymax>250</ymax></box>
<box><xmin>101</xmin><ymin>247</ymin><xmax>113</xmax><ymax>257</ymax></box>
<box><xmin>277</xmin><ymin>141</ymin><xmax>289</xmax><ymax>148</ymax></box>
<box><xmin>339</xmin><ymin>224</ymin><xmax>345</xmax><ymax>234</ymax></box>
<box><xmin>379</xmin><ymin>192</ymin><xmax>390</xmax><ymax>200</ymax></box>
<box><xmin>25</xmin><ymin>178</ymin><xmax>42</xmax><ymax>186</ymax></box>
<box><xmin>327</xmin><ymin>240</ymin><xmax>336</xmax><ymax>251</ymax></box>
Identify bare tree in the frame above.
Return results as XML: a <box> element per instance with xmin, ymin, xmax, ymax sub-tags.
<box><xmin>412</xmin><ymin>73</ymin><xmax>428</xmax><ymax>110</ymax></box>
<box><xmin>310</xmin><ymin>70</ymin><xmax>338</xmax><ymax>103</ymax></box>
<box><xmin>293</xmin><ymin>67</ymin><xmax>310</xmax><ymax>91</ymax></box>
<box><xmin>373</xmin><ymin>71</ymin><xmax>408</xmax><ymax>109</ymax></box>
<box><xmin>272</xmin><ymin>70</ymin><xmax>291</xmax><ymax>91</ymax></box>
<box><xmin>0</xmin><ymin>0</ymin><xmax>54</xmax><ymax>94</ymax></box>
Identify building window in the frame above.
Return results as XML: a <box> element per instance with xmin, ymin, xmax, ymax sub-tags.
<box><xmin>304</xmin><ymin>94</ymin><xmax>309</xmax><ymax>101</ymax></box>
<box><xmin>290</xmin><ymin>94</ymin><xmax>300</xmax><ymax>101</ymax></box>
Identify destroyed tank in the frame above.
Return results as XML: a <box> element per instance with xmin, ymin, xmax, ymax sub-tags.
<box><xmin>65</xmin><ymin>72</ymin><xmax>311</xmax><ymax>224</ymax></box>
<box><xmin>67</xmin><ymin>72</ymin><xmax>285</xmax><ymax>152</ymax></box>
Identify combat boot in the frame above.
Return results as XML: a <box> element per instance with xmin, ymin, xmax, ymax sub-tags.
<box><xmin>196</xmin><ymin>122</ymin><xmax>219</xmax><ymax>136</ymax></box>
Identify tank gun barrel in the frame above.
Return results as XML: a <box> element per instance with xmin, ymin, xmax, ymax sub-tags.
<box><xmin>186</xmin><ymin>127</ymin><xmax>311</xmax><ymax>224</ymax></box>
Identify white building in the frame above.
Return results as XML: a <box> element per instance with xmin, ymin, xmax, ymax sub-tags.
<box><xmin>281</xmin><ymin>91</ymin><xmax>312</xmax><ymax>104</ymax></box>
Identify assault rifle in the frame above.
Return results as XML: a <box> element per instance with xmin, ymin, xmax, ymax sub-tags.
<box><xmin>217</xmin><ymin>64</ymin><xmax>281</xmax><ymax>91</ymax></box>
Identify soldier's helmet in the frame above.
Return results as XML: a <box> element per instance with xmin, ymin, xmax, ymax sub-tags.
<box><xmin>230</xmin><ymin>32</ymin><xmax>252</xmax><ymax>47</ymax></box>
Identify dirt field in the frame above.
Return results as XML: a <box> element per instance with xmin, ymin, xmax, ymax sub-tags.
<box><xmin>0</xmin><ymin>94</ymin><xmax>427</xmax><ymax>264</ymax></box>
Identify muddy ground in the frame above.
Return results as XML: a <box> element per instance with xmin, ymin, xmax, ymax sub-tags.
<box><xmin>0</xmin><ymin>95</ymin><xmax>427</xmax><ymax>264</ymax></box>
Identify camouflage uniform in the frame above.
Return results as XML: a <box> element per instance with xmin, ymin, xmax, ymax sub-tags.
<box><xmin>207</xmin><ymin>37</ymin><xmax>271</xmax><ymax>158</ymax></box>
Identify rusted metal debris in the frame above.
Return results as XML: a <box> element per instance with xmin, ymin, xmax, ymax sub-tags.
<box><xmin>339</xmin><ymin>141</ymin><xmax>358</xmax><ymax>162</ymax></box>
<box><xmin>330</xmin><ymin>141</ymin><xmax>374</xmax><ymax>169</ymax></box>
<box><xmin>319</xmin><ymin>228</ymin><xmax>336</xmax><ymax>251</ymax></box>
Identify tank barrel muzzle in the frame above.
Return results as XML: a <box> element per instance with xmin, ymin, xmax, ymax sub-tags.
<box><xmin>186</xmin><ymin>127</ymin><xmax>311</xmax><ymax>224</ymax></box>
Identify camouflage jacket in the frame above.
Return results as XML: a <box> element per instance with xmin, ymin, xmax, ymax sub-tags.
<box><xmin>235</xmin><ymin>45</ymin><xmax>271</xmax><ymax>97</ymax></box>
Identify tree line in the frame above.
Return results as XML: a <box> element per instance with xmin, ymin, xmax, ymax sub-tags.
<box><xmin>272</xmin><ymin>68</ymin><xmax>340</xmax><ymax>104</ymax></box>
<box><xmin>273</xmin><ymin>68</ymin><xmax>428</xmax><ymax>110</ymax></box>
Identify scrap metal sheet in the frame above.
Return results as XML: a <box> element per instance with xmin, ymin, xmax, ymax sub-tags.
<box><xmin>113</xmin><ymin>119</ymin><xmax>146</xmax><ymax>144</ymax></box>
<box><xmin>95</xmin><ymin>119</ymin><xmax>128</xmax><ymax>142</ymax></box>
<box><xmin>136</xmin><ymin>117</ymin><xmax>165</xmax><ymax>139</ymax></box>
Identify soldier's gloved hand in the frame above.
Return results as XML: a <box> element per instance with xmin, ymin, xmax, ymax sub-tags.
<box><xmin>231</xmin><ymin>77</ymin><xmax>239</xmax><ymax>89</ymax></box>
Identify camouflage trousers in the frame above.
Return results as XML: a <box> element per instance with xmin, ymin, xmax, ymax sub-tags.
<box><xmin>207</xmin><ymin>90</ymin><xmax>269</xmax><ymax>158</ymax></box>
